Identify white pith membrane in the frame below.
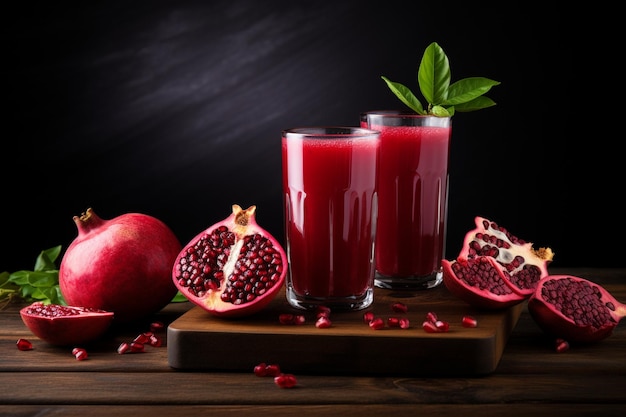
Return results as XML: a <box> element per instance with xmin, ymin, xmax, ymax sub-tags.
<box><xmin>203</xmin><ymin>237</ymin><xmax>246</xmax><ymax>310</ymax></box>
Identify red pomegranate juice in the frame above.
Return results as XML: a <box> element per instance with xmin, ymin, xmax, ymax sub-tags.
<box><xmin>282</xmin><ymin>127</ymin><xmax>379</xmax><ymax>310</ymax></box>
<box><xmin>361</xmin><ymin>112</ymin><xmax>451</xmax><ymax>288</ymax></box>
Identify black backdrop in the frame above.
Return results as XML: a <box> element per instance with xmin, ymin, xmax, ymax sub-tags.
<box><xmin>2</xmin><ymin>1</ymin><xmax>616</xmax><ymax>273</ymax></box>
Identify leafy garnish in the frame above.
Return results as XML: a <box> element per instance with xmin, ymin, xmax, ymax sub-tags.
<box><xmin>382</xmin><ymin>42</ymin><xmax>500</xmax><ymax>117</ymax></box>
<box><xmin>0</xmin><ymin>245</ymin><xmax>66</xmax><ymax>307</ymax></box>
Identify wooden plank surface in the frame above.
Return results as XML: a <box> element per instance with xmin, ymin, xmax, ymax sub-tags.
<box><xmin>167</xmin><ymin>284</ymin><xmax>522</xmax><ymax>376</ymax></box>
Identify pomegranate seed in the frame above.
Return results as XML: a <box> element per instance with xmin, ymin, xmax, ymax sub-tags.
<box><xmin>16</xmin><ymin>338</ymin><xmax>33</xmax><ymax>351</ymax></box>
<box><xmin>422</xmin><ymin>320</ymin><xmax>439</xmax><ymax>333</ymax></box>
<box><xmin>149</xmin><ymin>334</ymin><xmax>163</xmax><ymax>347</ymax></box>
<box><xmin>425</xmin><ymin>311</ymin><xmax>438</xmax><ymax>323</ymax></box>
<box><xmin>274</xmin><ymin>373</ymin><xmax>297</xmax><ymax>388</ymax></box>
<box><xmin>435</xmin><ymin>320</ymin><xmax>450</xmax><ymax>332</ymax></box>
<box><xmin>279</xmin><ymin>313</ymin><xmax>295</xmax><ymax>324</ymax></box>
<box><xmin>391</xmin><ymin>302</ymin><xmax>408</xmax><ymax>313</ymax></box>
<box><xmin>363</xmin><ymin>311</ymin><xmax>375</xmax><ymax>324</ymax></box>
<box><xmin>387</xmin><ymin>317</ymin><xmax>400</xmax><ymax>327</ymax></box>
<box><xmin>150</xmin><ymin>321</ymin><xmax>164</xmax><ymax>332</ymax></box>
<box><xmin>368</xmin><ymin>317</ymin><xmax>385</xmax><ymax>330</ymax></box>
<box><xmin>73</xmin><ymin>348</ymin><xmax>88</xmax><ymax>361</ymax></box>
<box><xmin>265</xmin><ymin>364</ymin><xmax>281</xmax><ymax>377</ymax></box>
<box><xmin>254</xmin><ymin>363</ymin><xmax>268</xmax><ymax>377</ymax></box>
<box><xmin>315</xmin><ymin>316</ymin><xmax>332</xmax><ymax>328</ymax></box>
<box><xmin>292</xmin><ymin>315</ymin><xmax>306</xmax><ymax>325</ymax></box>
<box><xmin>555</xmin><ymin>338</ymin><xmax>570</xmax><ymax>353</ymax></box>
<box><xmin>130</xmin><ymin>342</ymin><xmax>145</xmax><ymax>353</ymax></box>
<box><xmin>398</xmin><ymin>318</ymin><xmax>410</xmax><ymax>329</ymax></box>
<box><xmin>117</xmin><ymin>342</ymin><xmax>131</xmax><ymax>354</ymax></box>
<box><xmin>316</xmin><ymin>305</ymin><xmax>331</xmax><ymax>318</ymax></box>
<box><xmin>462</xmin><ymin>315</ymin><xmax>478</xmax><ymax>328</ymax></box>
<box><xmin>133</xmin><ymin>332</ymin><xmax>152</xmax><ymax>344</ymax></box>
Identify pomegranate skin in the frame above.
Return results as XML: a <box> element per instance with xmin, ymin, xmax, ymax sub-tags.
<box><xmin>59</xmin><ymin>208</ymin><xmax>182</xmax><ymax>323</ymax></box>
<box><xmin>20</xmin><ymin>302</ymin><xmax>114</xmax><ymax>346</ymax></box>
<box><xmin>442</xmin><ymin>257</ymin><xmax>526</xmax><ymax>310</ymax></box>
<box><xmin>528</xmin><ymin>275</ymin><xmax>626</xmax><ymax>343</ymax></box>
<box><xmin>172</xmin><ymin>204</ymin><xmax>287</xmax><ymax>318</ymax></box>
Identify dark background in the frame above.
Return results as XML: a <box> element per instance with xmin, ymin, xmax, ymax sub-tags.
<box><xmin>1</xmin><ymin>1</ymin><xmax>617</xmax><ymax>273</ymax></box>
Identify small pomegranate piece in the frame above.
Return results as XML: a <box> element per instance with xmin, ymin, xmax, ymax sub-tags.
<box><xmin>398</xmin><ymin>318</ymin><xmax>410</xmax><ymax>329</ymax></box>
<box><xmin>59</xmin><ymin>208</ymin><xmax>181</xmax><ymax>323</ymax></box>
<box><xmin>462</xmin><ymin>316</ymin><xmax>478</xmax><ymax>328</ymax></box>
<box><xmin>72</xmin><ymin>347</ymin><xmax>88</xmax><ymax>361</ymax></box>
<box><xmin>274</xmin><ymin>373</ymin><xmax>297</xmax><ymax>388</ymax></box>
<box><xmin>391</xmin><ymin>302</ymin><xmax>408</xmax><ymax>313</ymax></box>
<box><xmin>316</xmin><ymin>305</ymin><xmax>331</xmax><ymax>318</ymax></box>
<box><xmin>150</xmin><ymin>321</ymin><xmax>165</xmax><ymax>333</ymax></box>
<box><xmin>422</xmin><ymin>320</ymin><xmax>439</xmax><ymax>333</ymax></box>
<box><xmin>555</xmin><ymin>338</ymin><xmax>570</xmax><ymax>353</ymax></box>
<box><xmin>315</xmin><ymin>316</ymin><xmax>332</xmax><ymax>328</ymax></box>
<box><xmin>443</xmin><ymin>217</ymin><xmax>554</xmax><ymax>309</ymax></box>
<box><xmin>363</xmin><ymin>311</ymin><xmax>375</xmax><ymax>324</ymax></box>
<box><xmin>528</xmin><ymin>275</ymin><xmax>626</xmax><ymax>343</ymax></box>
<box><xmin>20</xmin><ymin>302</ymin><xmax>114</xmax><ymax>346</ymax></box>
<box><xmin>254</xmin><ymin>363</ymin><xmax>281</xmax><ymax>377</ymax></box>
<box><xmin>16</xmin><ymin>338</ymin><xmax>33</xmax><ymax>351</ymax></box>
<box><xmin>368</xmin><ymin>317</ymin><xmax>385</xmax><ymax>330</ymax></box>
<box><xmin>173</xmin><ymin>205</ymin><xmax>287</xmax><ymax>318</ymax></box>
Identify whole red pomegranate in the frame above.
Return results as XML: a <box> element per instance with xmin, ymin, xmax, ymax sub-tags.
<box><xmin>443</xmin><ymin>216</ymin><xmax>554</xmax><ymax>309</ymax></box>
<box><xmin>172</xmin><ymin>204</ymin><xmax>287</xmax><ymax>318</ymax></box>
<box><xmin>528</xmin><ymin>275</ymin><xmax>626</xmax><ymax>343</ymax></box>
<box><xmin>59</xmin><ymin>208</ymin><xmax>182</xmax><ymax>323</ymax></box>
<box><xmin>20</xmin><ymin>302</ymin><xmax>114</xmax><ymax>346</ymax></box>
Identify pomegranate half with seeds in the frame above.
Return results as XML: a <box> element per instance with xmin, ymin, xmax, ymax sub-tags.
<box><xmin>528</xmin><ymin>275</ymin><xmax>626</xmax><ymax>343</ymax></box>
<box><xmin>172</xmin><ymin>204</ymin><xmax>287</xmax><ymax>318</ymax></box>
<box><xmin>20</xmin><ymin>302</ymin><xmax>114</xmax><ymax>346</ymax></box>
<box><xmin>443</xmin><ymin>216</ymin><xmax>554</xmax><ymax>309</ymax></box>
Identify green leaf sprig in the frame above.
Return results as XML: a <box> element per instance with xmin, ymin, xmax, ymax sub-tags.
<box><xmin>382</xmin><ymin>42</ymin><xmax>500</xmax><ymax>117</ymax></box>
<box><xmin>0</xmin><ymin>245</ymin><xmax>66</xmax><ymax>307</ymax></box>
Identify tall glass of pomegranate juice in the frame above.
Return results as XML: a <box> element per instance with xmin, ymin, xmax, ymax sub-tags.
<box><xmin>361</xmin><ymin>111</ymin><xmax>452</xmax><ymax>289</ymax></box>
<box><xmin>282</xmin><ymin>127</ymin><xmax>380</xmax><ymax>311</ymax></box>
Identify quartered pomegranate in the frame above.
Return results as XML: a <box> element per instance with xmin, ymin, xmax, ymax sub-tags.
<box><xmin>443</xmin><ymin>216</ymin><xmax>554</xmax><ymax>309</ymax></box>
<box><xmin>528</xmin><ymin>275</ymin><xmax>626</xmax><ymax>343</ymax></box>
<box><xmin>20</xmin><ymin>302</ymin><xmax>114</xmax><ymax>346</ymax></box>
<box><xmin>173</xmin><ymin>204</ymin><xmax>287</xmax><ymax>318</ymax></box>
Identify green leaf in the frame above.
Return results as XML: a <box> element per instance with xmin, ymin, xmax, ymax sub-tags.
<box><xmin>454</xmin><ymin>95</ymin><xmax>497</xmax><ymax>112</ymax></box>
<box><xmin>171</xmin><ymin>291</ymin><xmax>189</xmax><ymax>303</ymax></box>
<box><xmin>443</xmin><ymin>77</ymin><xmax>501</xmax><ymax>106</ymax></box>
<box><xmin>34</xmin><ymin>245</ymin><xmax>62</xmax><ymax>272</ymax></box>
<box><xmin>431</xmin><ymin>105</ymin><xmax>451</xmax><ymax>117</ymax></box>
<box><xmin>418</xmin><ymin>42</ymin><xmax>450</xmax><ymax>105</ymax></box>
<box><xmin>380</xmin><ymin>76</ymin><xmax>425</xmax><ymax>114</ymax></box>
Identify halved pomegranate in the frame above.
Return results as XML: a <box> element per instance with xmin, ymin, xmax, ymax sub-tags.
<box><xmin>20</xmin><ymin>302</ymin><xmax>114</xmax><ymax>346</ymax></box>
<box><xmin>172</xmin><ymin>204</ymin><xmax>287</xmax><ymax>318</ymax></box>
<box><xmin>528</xmin><ymin>275</ymin><xmax>626</xmax><ymax>343</ymax></box>
<box><xmin>459</xmin><ymin>216</ymin><xmax>554</xmax><ymax>297</ymax></box>
<box><xmin>443</xmin><ymin>216</ymin><xmax>554</xmax><ymax>309</ymax></box>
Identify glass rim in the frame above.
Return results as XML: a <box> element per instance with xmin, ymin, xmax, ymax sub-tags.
<box><xmin>282</xmin><ymin>126</ymin><xmax>380</xmax><ymax>139</ymax></box>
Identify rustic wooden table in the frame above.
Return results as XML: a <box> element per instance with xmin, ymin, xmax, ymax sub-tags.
<box><xmin>1</xmin><ymin>267</ymin><xmax>624</xmax><ymax>417</ymax></box>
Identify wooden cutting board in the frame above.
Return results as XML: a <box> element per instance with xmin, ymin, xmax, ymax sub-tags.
<box><xmin>167</xmin><ymin>285</ymin><xmax>522</xmax><ymax>376</ymax></box>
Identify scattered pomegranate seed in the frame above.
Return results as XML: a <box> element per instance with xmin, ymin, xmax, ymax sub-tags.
<box><xmin>387</xmin><ymin>317</ymin><xmax>400</xmax><ymax>327</ymax></box>
<box><xmin>315</xmin><ymin>316</ymin><xmax>332</xmax><ymax>328</ymax></box>
<box><xmin>149</xmin><ymin>333</ymin><xmax>163</xmax><ymax>347</ymax></box>
<box><xmin>422</xmin><ymin>320</ymin><xmax>439</xmax><ymax>333</ymax></box>
<box><xmin>555</xmin><ymin>338</ymin><xmax>570</xmax><ymax>353</ymax></box>
<box><xmin>278</xmin><ymin>313</ymin><xmax>306</xmax><ymax>325</ymax></box>
<box><xmin>398</xmin><ymin>318</ymin><xmax>410</xmax><ymax>329</ymax></box>
<box><xmin>368</xmin><ymin>317</ymin><xmax>385</xmax><ymax>330</ymax></box>
<box><xmin>316</xmin><ymin>305</ymin><xmax>331</xmax><ymax>318</ymax></box>
<box><xmin>16</xmin><ymin>338</ymin><xmax>33</xmax><ymax>351</ymax></box>
<box><xmin>129</xmin><ymin>342</ymin><xmax>145</xmax><ymax>353</ymax></box>
<box><xmin>461</xmin><ymin>315</ymin><xmax>478</xmax><ymax>328</ymax></box>
<box><xmin>274</xmin><ymin>373</ymin><xmax>297</xmax><ymax>388</ymax></box>
<box><xmin>363</xmin><ymin>311</ymin><xmax>375</xmax><ymax>324</ymax></box>
<box><xmin>425</xmin><ymin>311</ymin><xmax>438</xmax><ymax>323</ymax></box>
<box><xmin>391</xmin><ymin>302</ymin><xmax>408</xmax><ymax>313</ymax></box>
<box><xmin>434</xmin><ymin>320</ymin><xmax>450</xmax><ymax>332</ymax></box>
<box><xmin>133</xmin><ymin>332</ymin><xmax>152</xmax><ymax>344</ymax></box>
<box><xmin>253</xmin><ymin>363</ymin><xmax>281</xmax><ymax>377</ymax></box>
<box><xmin>150</xmin><ymin>321</ymin><xmax>164</xmax><ymax>332</ymax></box>
<box><xmin>73</xmin><ymin>348</ymin><xmax>88</xmax><ymax>361</ymax></box>
<box><xmin>117</xmin><ymin>342</ymin><xmax>130</xmax><ymax>354</ymax></box>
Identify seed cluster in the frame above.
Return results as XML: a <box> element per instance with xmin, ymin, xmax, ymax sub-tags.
<box><xmin>451</xmin><ymin>257</ymin><xmax>514</xmax><ymax>295</ymax></box>
<box><xmin>174</xmin><ymin>225</ymin><xmax>284</xmax><ymax>305</ymax></box>
<box><xmin>540</xmin><ymin>277</ymin><xmax>615</xmax><ymax>328</ymax></box>
<box><xmin>23</xmin><ymin>303</ymin><xmax>107</xmax><ymax>317</ymax></box>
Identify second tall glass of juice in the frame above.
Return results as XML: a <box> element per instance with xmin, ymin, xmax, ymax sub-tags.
<box><xmin>361</xmin><ymin>111</ymin><xmax>452</xmax><ymax>289</ymax></box>
<box><xmin>282</xmin><ymin>127</ymin><xmax>380</xmax><ymax>311</ymax></box>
